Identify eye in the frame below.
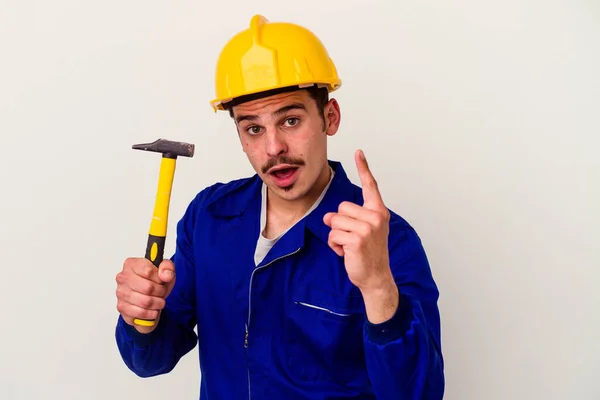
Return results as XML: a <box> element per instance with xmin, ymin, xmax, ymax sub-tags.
<box><xmin>246</xmin><ymin>126</ymin><xmax>262</xmax><ymax>135</ymax></box>
<box><xmin>284</xmin><ymin>117</ymin><xmax>299</xmax><ymax>127</ymax></box>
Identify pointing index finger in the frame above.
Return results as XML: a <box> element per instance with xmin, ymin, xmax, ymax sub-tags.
<box><xmin>355</xmin><ymin>149</ymin><xmax>385</xmax><ymax>209</ymax></box>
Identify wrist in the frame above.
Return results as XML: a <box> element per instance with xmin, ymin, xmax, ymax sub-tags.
<box><xmin>360</xmin><ymin>276</ymin><xmax>399</xmax><ymax>324</ymax></box>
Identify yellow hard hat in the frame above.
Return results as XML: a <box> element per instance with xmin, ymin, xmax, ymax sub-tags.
<box><xmin>210</xmin><ymin>15</ymin><xmax>342</xmax><ymax>112</ymax></box>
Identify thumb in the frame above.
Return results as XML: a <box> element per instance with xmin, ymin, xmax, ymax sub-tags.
<box><xmin>158</xmin><ymin>259</ymin><xmax>176</xmax><ymax>296</ymax></box>
<box><xmin>323</xmin><ymin>212</ymin><xmax>335</xmax><ymax>227</ymax></box>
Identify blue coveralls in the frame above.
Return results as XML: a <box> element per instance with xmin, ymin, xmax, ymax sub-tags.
<box><xmin>115</xmin><ymin>160</ymin><xmax>444</xmax><ymax>399</ymax></box>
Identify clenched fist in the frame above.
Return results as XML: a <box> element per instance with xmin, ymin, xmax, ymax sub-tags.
<box><xmin>115</xmin><ymin>257</ymin><xmax>176</xmax><ymax>334</ymax></box>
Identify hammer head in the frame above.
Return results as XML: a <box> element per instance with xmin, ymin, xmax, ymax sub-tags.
<box><xmin>132</xmin><ymin>138</ymin><xmax>195</xmax><ymax>159</ymax></box>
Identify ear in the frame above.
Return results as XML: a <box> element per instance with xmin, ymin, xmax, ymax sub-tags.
<box><xmin>324</xmin><ymin>99</ymin><xmax>341</xmax><ymax>137</ymax></box>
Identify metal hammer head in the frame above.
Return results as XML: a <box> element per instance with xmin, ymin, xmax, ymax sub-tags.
<box><xmin>132</xmin><ymin>138</ymin><xmax>195</xmax><ymax>159</ymax></box>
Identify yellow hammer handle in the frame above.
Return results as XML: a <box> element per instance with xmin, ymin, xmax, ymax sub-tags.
<box><xmin>134</xmin><ymin>156</ymin><xmax>176</xmax><ymax>327</ymax></box>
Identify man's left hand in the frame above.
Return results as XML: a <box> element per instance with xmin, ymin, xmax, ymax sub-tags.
<box><xmin>323</xmin><ymin>150</ymin><xmax>399</xmax><ymax>323</ymax></box>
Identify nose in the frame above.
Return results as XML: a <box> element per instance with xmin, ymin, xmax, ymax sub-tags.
<box><xmin>265</xmin><ymin>128</ymin><xmax>287</xmax><ymax>157</ymax></box>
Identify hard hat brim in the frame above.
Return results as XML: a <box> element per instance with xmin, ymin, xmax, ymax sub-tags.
<box><xmin>210</xmin><ymin>80</ymin><xmax>341</xmax><ymax>112</ymax></box>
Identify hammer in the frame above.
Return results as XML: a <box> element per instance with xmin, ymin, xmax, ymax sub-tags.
<box><xmin>131</xmin><ymin>138</ymin><xmax>195</xmax><ymax>327</ymax></box>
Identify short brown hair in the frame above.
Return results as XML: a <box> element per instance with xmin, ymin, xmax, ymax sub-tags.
<box><xmin>226</xmin><ymin>85</ymin><xmax>329</xmax><ymax>123</ymax></box>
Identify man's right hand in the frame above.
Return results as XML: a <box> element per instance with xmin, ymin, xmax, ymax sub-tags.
<box><xmin>115</xmin><ymin>258</ymin><xmax>176</xmax><ymax>334</ymax></box>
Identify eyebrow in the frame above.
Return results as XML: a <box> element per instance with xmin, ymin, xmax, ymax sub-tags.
<box><xmin>235</xmin><ymin>103</ymin><xmax>307</xmax><ymax>124</ymax></box>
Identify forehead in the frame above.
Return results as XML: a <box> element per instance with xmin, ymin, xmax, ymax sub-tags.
<box><xmin>231</xmin><ymin>90</ymin><xmax>314</xmax><ymax>119</ymax></box>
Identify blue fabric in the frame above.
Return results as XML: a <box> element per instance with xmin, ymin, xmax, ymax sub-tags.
<box><xmin>115</xmin><ymin>160</ymin><xmax>444</xmax><ymax>399</ymax></box>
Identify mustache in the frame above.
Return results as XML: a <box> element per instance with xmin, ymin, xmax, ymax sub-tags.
<box><xmin>261</xmin><ymin>156</ymin><xmax>305</xmax><ymax>174</ymax></box>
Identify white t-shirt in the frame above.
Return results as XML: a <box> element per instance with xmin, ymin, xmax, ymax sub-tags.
<box><xmin>254</xmin><ymin>167</ymin><xmax>335</xmax><ymax>266</ymax></box>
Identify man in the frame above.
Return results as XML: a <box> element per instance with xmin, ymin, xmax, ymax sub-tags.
<box><xmin>115</xmin><ymin>15</ymin><xmax>444</xmax><ymax>399</ymax></box>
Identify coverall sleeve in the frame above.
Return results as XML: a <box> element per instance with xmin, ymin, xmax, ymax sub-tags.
<box><xmin>362</xmin><ymin>222</ymin><xmax>445</xmax><ymax>399</ymax></box>
<box><xmin>114</xmin><ymin>194</ymin><xmax>200</xmax><ymax>378</ymax></box>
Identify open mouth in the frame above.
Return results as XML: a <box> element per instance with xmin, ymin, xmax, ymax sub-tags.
<box><xmin>269</xmin><ymin>166</ymin><xmax>300</xmax><ymax>187</ymax></box>
<box><xmin>271</xmin><ymin>167</ymin><xmax>297</xmax><ymax>179</ymax></box>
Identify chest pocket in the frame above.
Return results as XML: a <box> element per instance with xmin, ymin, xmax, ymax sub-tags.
<box><xmin>285</xmin><ymin>284</ymin><xmax>368</xmax><ymax>384</ymax></box>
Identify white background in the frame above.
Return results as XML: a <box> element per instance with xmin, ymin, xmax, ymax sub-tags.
<box><xmin>1</xmin><ymin>1</ymin><xmax>598</xmax><ymax>399</ymax></box>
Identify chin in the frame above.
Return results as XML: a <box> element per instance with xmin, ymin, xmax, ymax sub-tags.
<box><xmin>275</xmin><ymin>183</ymin><xmax>298</xmax><ymax>196</ymax></box>
<box><xmin>281</xmin><ymin>184</ymin><xmax>296</xmax><ymax>193</ymax></box>
<box><xmin>271</xmin><ymin>183</ymin><xmax>307</xmax><ymax>200</ymax></box>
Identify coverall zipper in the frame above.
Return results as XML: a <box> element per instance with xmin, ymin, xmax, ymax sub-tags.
<box><xmin>244</xmin><ymin>247</ymin><xmax>301</xmax><ymax>399</ymax></box>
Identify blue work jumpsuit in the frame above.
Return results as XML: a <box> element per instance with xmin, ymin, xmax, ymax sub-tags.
<box><xmin>115</xmin><ymin>160</ymin><xmax>444</xmax><ymax>399</ymax></box>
